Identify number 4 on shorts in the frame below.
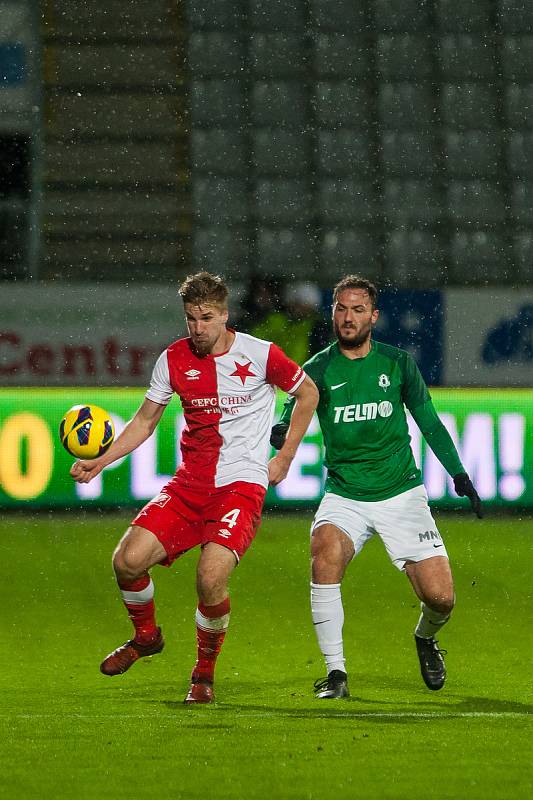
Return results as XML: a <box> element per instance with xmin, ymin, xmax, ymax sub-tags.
<box><xmin>220</xmin><ymin>508</ymin><xmax>241</xmax><ymax>528</ymax></box>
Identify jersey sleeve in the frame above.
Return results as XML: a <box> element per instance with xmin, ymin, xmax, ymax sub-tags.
<box><xmin>411</xmin><ymin>400</ymin><xmax>465</xmax><ymax>477</ymax></box>
<box><xmin>265</xmin><ymin>343</ymin><xmax>305</xmax><ymax>394</ymax></box>
<box><xmin>277</xmin><ymin>354</ymin><xmax>322</xmax><ymax>426</ymax></box>
<box><xmin>401</xmin><ymin>352</ymin><xmax>431</xmax><ymax>411</ymax></box>
<box><xmin>145</xmin><ymin>350</ymin><xmax>173</xmax><ymax>406</ymax></box>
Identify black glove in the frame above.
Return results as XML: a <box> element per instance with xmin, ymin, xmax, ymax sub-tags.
<box><xmin>270</xmin><ymin>422</ymin><xmax>289</xmax><ymax>450</ymax></box>
<box><xmin>453</xmin><ymin>472</ymin><xmax>483</xmax><ymax>518</ymax></box>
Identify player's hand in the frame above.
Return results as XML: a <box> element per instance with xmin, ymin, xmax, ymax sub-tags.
<box><xmin>268</xmin><ymin>453</ymin><xmax>292</xmax><ymax>486</ymax></box>
<box><xmin>70</xmin><ymin>458</ymin><xmax>105</xmax><ymax>484</ymax></box>
<box><xmin>453</xmin><ymin>472</ymin><xmax>483</xmax><ymax>518</ymax></box>
<box><xmin>270</xmin><ymin>422</ymin><xmax>289</xmax><ymax>450</ymax></box>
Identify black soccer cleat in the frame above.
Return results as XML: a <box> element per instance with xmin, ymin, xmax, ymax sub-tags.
<box><xmin>314</xmin><ymin>670</ymin><xmax>349</xmax><ymax>699</ymax></box>
<box><xmin>415</xmin><ymin>635</ymin><xmax>447</xmax><ymax>691</ymax></box>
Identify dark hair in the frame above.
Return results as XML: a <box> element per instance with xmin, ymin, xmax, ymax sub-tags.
<box><xmin>178</xmin><ymin>271</ymin><xmax>228</xmax><ymax>308</ymax></box>
<box><xmin>333</xmin><ymin>275</ymin><xmax>378</xmax><ymax>308</ymax></box>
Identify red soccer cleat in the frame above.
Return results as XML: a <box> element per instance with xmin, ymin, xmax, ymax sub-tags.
<box><xmin>100</xmin><ymin>628</ymin><xmax>164</xmax><ymax>676</ymax></box>
<box><xmin>183</xmin><ymin>679</ymin><xmax>214</xmax><ymax>705</ymax></box>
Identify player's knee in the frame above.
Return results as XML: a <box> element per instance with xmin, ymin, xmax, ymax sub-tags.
<box><xmin>112</xmin><ymin>546</ymin><xmax>143</xmax><ymax>583</ymax></box>
<box><xmin>425</xmin><ymin>592</ymin><xmax>455</xmax><ymax>616</ymax></box>
<box><xmin>197</xmin><ymin>566</ymin><xmax>225</xmax><ymax>605</ymax></box>
<box><xmin>312</xmin><ymin>535</ymin><xmax>344</xmax><ymax>569</ymax></box>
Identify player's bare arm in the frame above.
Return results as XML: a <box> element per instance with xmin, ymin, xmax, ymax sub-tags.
<box><xmin>268</xmin><ymin>375</ymin><xmax>319</xmax><ymax>486</ymax></box>
<box><xmin>70</xmin><ymin>398</ymin><xmax>166</xmax><ymax>484</ymax></box>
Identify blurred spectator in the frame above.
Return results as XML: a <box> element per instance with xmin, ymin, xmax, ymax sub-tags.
<box><xmin>248</xmin><ymin>280</ymin><xmax>331</xmax><ymax>365</ymax></box>
<box><xmin>240</xmin><ymin>274</ymin><xmax>281</xmax><ymax>331</ymax></box>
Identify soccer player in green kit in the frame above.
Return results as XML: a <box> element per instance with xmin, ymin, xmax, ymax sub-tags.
<box><xmin>271</xmin><ymin>275</ymin><xmax>482</xmax><ymax>698</ymax></box>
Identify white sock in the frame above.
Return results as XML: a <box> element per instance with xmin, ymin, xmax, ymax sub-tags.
<box><xmin>310</xmin><ymin>582</ymin><xmax>346</xmax><ymax>674</ymax></box>
<box><xmin>415</xmin><ymin>602</ymin><xmax>451</xmax><ymax>639</ymax></box>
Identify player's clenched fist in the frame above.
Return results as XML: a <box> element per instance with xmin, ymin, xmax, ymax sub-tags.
<box><xmin>268</xmin><ymin>453</ymin><xmax>292</xmax><ymax>486</ymax></box>
<box><xmin>70</xmin><ymin>458</ymin><xmax>105</xmax><ymax>483</ymax></box>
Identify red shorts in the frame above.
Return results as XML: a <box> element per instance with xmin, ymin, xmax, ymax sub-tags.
<box><xmin>131</xmin><ymin>480</ymin><xmax>266</xmax><ymax>566</ymax></box>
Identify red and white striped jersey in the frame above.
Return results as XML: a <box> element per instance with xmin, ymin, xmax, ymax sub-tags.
<box><xmin>146</xmin><ymin>330</ymin><xmax>305</xmax><ymax>490</ymax></box>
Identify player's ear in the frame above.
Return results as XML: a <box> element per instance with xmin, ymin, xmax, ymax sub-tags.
<box><xmin>371</xmin><ymin>308</ymin><xmax>379</xmax><ymax>325</ymax></box>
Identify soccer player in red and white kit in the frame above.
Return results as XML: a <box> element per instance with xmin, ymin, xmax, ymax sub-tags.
<box><xmin>70</xmin><ymin>272</ymin><xmax>319</xmax><ymax>704</ymax></box>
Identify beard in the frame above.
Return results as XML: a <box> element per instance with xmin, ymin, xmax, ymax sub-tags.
<box><xmin>334</xmin><ymin>321</ymin><xmax>372</xmax><ymax>349</ymax></box>
<box><xmin>191</xmin><ymin>338</ymin><xmax>213</xmax><ymax>357</ymax></box>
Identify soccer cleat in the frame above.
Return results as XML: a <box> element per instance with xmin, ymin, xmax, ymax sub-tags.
<box><xmin>100</xmin><ymin>627</ymin><xmax>164</xmax><ymax>676</ymax></box>
<box><xmin>313</xmin><ymin>670</ymin><xmax>349</xmax><ymax>699</ymax></box>
<box><xmin>415</xmin><ymin>635</ymin><xmax>447</xmax><ymax>690</ymax></box>
<box><xmin>184</xmin><ymin>678</ymin><xmax>214</xmax><ymax>705</ymax></box>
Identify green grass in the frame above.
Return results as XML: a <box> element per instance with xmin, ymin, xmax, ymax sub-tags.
<box><xmin>1</xmin><ymin>511</ymin><xmax>532</xmax><ymax>799</ymax></box>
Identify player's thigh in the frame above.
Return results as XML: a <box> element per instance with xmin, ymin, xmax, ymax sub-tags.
<box><xmin>372</xmin><ymin>485</ymin><xmax>449</xmax><ymax>571</ymax></box>
<box><xmin>132</xmin><ymin>486</ymin><xmax>205</xmax><ymax>566</ymax></box>
<box><xmin>311</xmin><ymin>492</ymin><xmax>373</xmax><ymax>559</ymax></box>
<box><xmin>113</xmin><ymin>525</ymin><xmax>168</xmax><ymax>574</ymax></box>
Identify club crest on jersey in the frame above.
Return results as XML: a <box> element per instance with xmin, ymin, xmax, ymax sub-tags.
<box><xmin>230</xmin><ymin>360</ymin><xmax>256</xmax><ymax>385</ymax></box>
<box><xmin>378</xmin><ymin>373</ymin><xmax>390</xmax><ymax>391</ymax></box>
<box><xmin>152</xmin><ymin>492</ymin><xmax>171</xmax><ymax>508</ymax></box>
<box><xmin>185</xmin><ymin>369</ymin><xmax>201</xmax><ymax>380</ymax></box>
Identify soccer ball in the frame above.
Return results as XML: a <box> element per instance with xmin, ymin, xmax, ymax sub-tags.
<box><xmin>59</xmin><ymin>404</ymin><xmax>114</xmax><ymax>459</ymax></box>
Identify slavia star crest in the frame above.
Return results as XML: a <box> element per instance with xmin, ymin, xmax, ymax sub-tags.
<box><xmin>230</xmin><ymin>360</ymin><xmax>256</xmax><ymax>385</ymax></box>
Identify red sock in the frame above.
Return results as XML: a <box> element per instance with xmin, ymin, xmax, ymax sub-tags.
<box><xmin>192</xmin><ymin>597</ymin><xmax>231</xmax><ymax>683</ymax></box>
<box><xmin>118</xmin><ymin>574</ymin><xmax>158</xmax><ymax>644</ymax></box>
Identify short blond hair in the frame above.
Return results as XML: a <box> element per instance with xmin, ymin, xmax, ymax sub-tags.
<box><xmin>178</xmin><ymin>271</ymin><xmax>228</xmax><ymax>308</ymax></box>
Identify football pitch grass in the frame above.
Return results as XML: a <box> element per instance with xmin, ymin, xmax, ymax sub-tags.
<box><xmin>1</xmin><ymin>511</ymin><xmax>532</xmax><ymax>799</ymax></box>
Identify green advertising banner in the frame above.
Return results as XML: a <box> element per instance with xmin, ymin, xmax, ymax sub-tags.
<box><xmin>0</xmin><ymin>388</ymin><xmax>531</xmax><ymax>509</ymax></box>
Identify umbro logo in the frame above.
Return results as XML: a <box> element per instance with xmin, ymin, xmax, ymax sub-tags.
<box><xmin>331</xmin><ymin>382</ymin><xmax>347</xmax><ymax>390</ymax></box>
<box><xmin>218</xmin><ymin>528</ymin><xmax>231</xmax><ymax>539</ymax></box>
<box><xmin>185</xmin><ymin>369</ymin><xmax>201</xmax><ymax>380</ymax></box>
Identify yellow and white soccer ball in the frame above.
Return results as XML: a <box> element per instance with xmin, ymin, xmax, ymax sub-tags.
<box><xmin>59</xmin><ymin>404</ymin><xmax>114</xmax><ymax>459</ymax></box>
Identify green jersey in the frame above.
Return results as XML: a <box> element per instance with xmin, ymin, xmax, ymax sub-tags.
<box><xmin>280</xmin><ymin>339</ymin><xmax>462</xmax><ymax>502</ymax></box>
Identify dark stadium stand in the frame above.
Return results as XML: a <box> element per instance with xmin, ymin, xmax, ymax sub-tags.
<box><xmin>41</xmin><ymin>0</ymin><xmax>189</xmax><ymax>281</ymax></box>
<box><xmin>185</xmin><ymin>0</ymin><xmax>531</xmax><ymax>286</ymax></box>
<box><xmin>8</xmin><ymin>0</ymin><xmax>530</xmax><ymax>285</ymax></box>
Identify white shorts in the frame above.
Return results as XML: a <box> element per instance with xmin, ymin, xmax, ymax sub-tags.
<box><xmin>311</xmin><ymin>485</ymin><xmax>448</xmax><ymax>571</ymax></box>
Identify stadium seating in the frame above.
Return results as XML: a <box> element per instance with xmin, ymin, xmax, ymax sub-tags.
<box><xmin>193</xmin><ymin>177</ymin><xmax>248</xmax><ymax>224</ymax></box>
<box><xmin>386</xmin><ymin>231</ymin><xmax>446</xmax><ymax>287</ymax></box>
<box><xmin>254</xmin><ymin>179</ymin><xmax>314</xmax><ymax>225</ymax></box>
<box><xmin>251</xmin><ymin>82</ymin><xmax>308</xmax><ymax>127</ymax></box>
<box><xmin>188</xmin><ymin>33</ymin><xmax>244</xmax><ymax>77</ymax></box>
<box><xmin>381</xmin><ymin>132</ymin><xmax>437</xmax><ymax>177</ymax></box>
<box><xmin>378</xmin><ymin>84</ymin><xmax>437</xmax><ymax>131</ymax></box>
<box><xmin>191</xmin><ymin>130</ymin><xmax>247</xmax><ymax>175</ymax></box>
<box><xmin>317</xmin><ymin>130</ymin><xmax>372</xmax><ymax>176</ymax></box>
<box><xmin>191</xmin><ymin>81</ymin><xmax>246</xmax><ymax>128</ymax></box>
<box><xmin>314</xmin><ymin>82</ymin><xmax>371</xmax><ymax>127</ymax></box>
<box><xmin>444</xmin><ymin>131</ymin><xmax>501</xmax><ymax>178</ymax></box>
<box><xmin>256</xmin><ymin>228</ymin><xmax>317</xmax><ymax>278</ymax></box>
<box><xmin>253</xmin><ymin>130</ymin><xmax>311</xmax><ymax>176</ymax></box>
<box><xmin>320</xmin><ymin>229</ymin><xmax>381</xmax><ymax>274</ymax></box>
<box><xmin>192</xmin><ymin>227</ymin><xmax>250</xmax><ymax>276</ymax></box>
<box><xmin>183</xmin><ymin>0</ymin><xmax>531</xmax><ymax>288</ymax></box>
<box><xmin>449</xmin><ymin>232</ymin><xmax>511</xmax><ymax>283</ymax></box>
<box><xmin>312</xmin><ymin>35</ymin><xmax>370</xmax><ymax>78</ymax></box>
<box><xmin>250</xmin><ymin>34</ymin><xmax>307</xmax><ymax>77</ymax></box>
<box><xmin>435</xmin><ymin>0</ymin><xmax>493</xmax><ymax>32</ymax></box>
